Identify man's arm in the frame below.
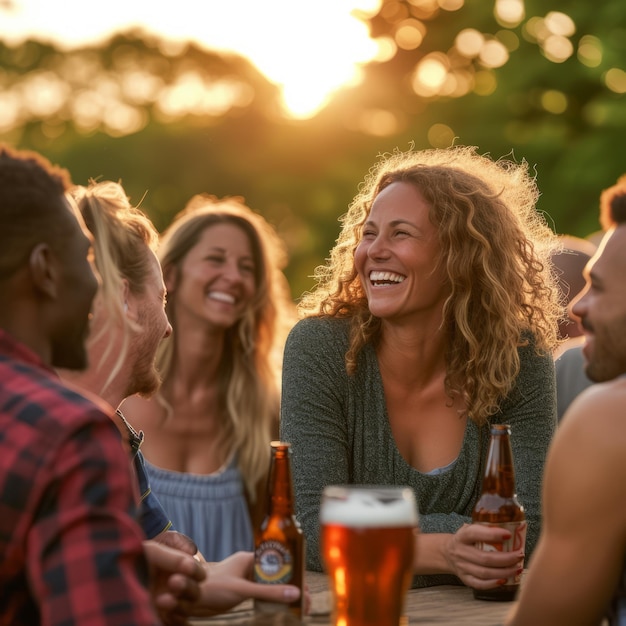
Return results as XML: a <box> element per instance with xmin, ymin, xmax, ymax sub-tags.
<box><xmin>506</xmin><ymin>383</ymin><xmax>626</xmax><ymax>626</ymax></box>
<box><xmin>29</xmin><ymin>414</ymin><xmax>160</xmax><ymax>626</ymax></box>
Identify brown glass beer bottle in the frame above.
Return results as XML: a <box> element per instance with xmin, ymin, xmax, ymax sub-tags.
<box><xmin>254</xmin><ymin>441</ymin><xmax>305</xmax><ymax>618</ymax></box>
<box><xmin>472</xmin><ymin>424</ymin><xmax>526</xmax><ymax>601</ymax></box>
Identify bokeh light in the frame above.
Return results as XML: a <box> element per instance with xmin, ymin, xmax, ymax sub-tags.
<box><xmin>540</xmin><ymin>90</ymin><xmax>568</xmax><ymax>114</ymax></box>
<box><xmin>411</xmin><ymin>53</ymin><xmax>449</xmax><ymax>97</ymax></box>
<box><xmin>427</xmin><ymin>122</ymin><xmax>456</xmax><ymax>147</ymax></box>
<box><xmin>494</xmin><ymin>0</ymin><xmax>524</xmax><ymax>27</ymax></box>
<box><xmin>523</xmin><ymin>12</ymin><xmax>575</xmax><ymax>63</ymax></box>
<box><xmin>577</xmin><ymin>35</ymin><xmax>603</xmax><ymax>68</ymax></box>
<box><xmin>544</xmin><ymin>11</ymin><xmax>576</xmax><ymax>37</ymax></box>
<box><xmin>455</xmin><ymin>29</ymin><xmax>484</xmax><ymax>58</ymax></box>
<box><xmin>473</xmin><ymin>70</ymin><xmax>498</xmax><ymax>96</ymax></box>
<box><xmin>605</xmin><ymin>68</ymin><xmax>626</xmax><ymax>94</ymax></box>
<box><xmin>543</xmin><ymin>35</ymin><xmax>574</xmax><ymax>64</ymax></box>
<box><xmin>478</xmin><ymin>39</ymin><xmax>509</xmax><ymax>68</ymax></box>
<box><xmin>395</xmin><ymin>19</ymin><xmax>426</xmax><ymax>50</ymax></box>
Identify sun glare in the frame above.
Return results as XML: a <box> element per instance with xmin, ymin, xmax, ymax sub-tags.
<box><xmin>0</xmin><ymin>0</ymin><xmax>383</xmax><ymax>119</ymax></box>
<box><xmin>261</xmin><ymin>14</ymin><xmax>380</xmax><ymax>119</ymax></box>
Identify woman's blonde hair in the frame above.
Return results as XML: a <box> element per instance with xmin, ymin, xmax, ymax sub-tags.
<box><xmin>299</xmin><ymin>145</ymin><xmax>562</xmax><ymax>425</ymax></box>
<box><xmin>72</xmin><ymin>181</ymin><xmax>159</xmax><ymax>397</ymax></box>
<box><xmin>155</xmin><ymin>195</ymin><xmax>295</xmax><ymax>501</ymax></box>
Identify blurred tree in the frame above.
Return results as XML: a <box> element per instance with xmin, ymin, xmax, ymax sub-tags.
<box><xmin>1</xmin><ymin>1</ymin><xmax>624</xmax><ymax>299</ymax></box>
<box><xmin>353</xmin><ymin>0</ymin><xmax>626</xmax><ymax>236</ymax></box>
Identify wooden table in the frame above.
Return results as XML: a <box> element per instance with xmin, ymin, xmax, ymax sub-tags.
<box><xmin>192</xmin><ymin>571</ymin><xmax>515</xmax><ymax>625</ymax></box>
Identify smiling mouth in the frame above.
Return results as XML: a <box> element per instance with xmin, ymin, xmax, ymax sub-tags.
<box><xmin>369</xmin><ymin>271</ymin><xmax>405</xmax><ymax>286</ymax></box>
<box><xmin>207</xmin><ymin>291</ymin><xmax>236</xmax><ymax>304</ymax></box>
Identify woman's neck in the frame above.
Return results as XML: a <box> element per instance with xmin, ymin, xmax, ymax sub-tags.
<box><xmin>376</xmin><ymin>322</ymin><xmax>447</xmax><ymax>389</ymax></box>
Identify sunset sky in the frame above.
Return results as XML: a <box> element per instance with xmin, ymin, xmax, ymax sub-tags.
<box><xmin>0</xmin><ymin>0</ymin><xmax>383</xmax><ymax>117</ymax></box>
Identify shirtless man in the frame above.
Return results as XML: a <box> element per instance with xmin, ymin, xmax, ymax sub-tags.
<box><xmin>507</xmin><ymin>196</ymin><xmax>626</xmax><ymax>625</ymax></box>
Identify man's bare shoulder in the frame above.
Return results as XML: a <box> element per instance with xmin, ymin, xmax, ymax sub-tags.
<box><xmin>560</xmin><ymin>376</ymin><xmax>626</xmax><ymax>436</ymax></box>
<box><xmin>542</xmin><ymin>377</ymin><xmax>626</xmax><ymax>541</ymax></box>
<box><xmin>549</xmin><ymin>377</ymin><xmax>626</xmax><ymax>495</ymax></box>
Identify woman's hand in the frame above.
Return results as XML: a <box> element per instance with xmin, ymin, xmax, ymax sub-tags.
<box><xmin>144</xmin><ymin>544</ymin><xmax>309</xmax><ymax>621</ymax></box>
<box><xmin>442</xmin><ymin>523</ymin><xmax>525</xmax><ymax>590</ymax></box>
<box><xmin>190</xmin><ymin>551</ymin><xmax>309</xmax><ymax>618</ymax></box>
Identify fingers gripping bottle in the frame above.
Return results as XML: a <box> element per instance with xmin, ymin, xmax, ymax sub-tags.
<box><xmin>254</xmin><ymin>441</ymin><xmax>305</xmax><ymax>617</ymax></box>
<box><xmin>472</xmin><ymin>424</ymin><xmax>526</xmax><ymax>601</ymax></box>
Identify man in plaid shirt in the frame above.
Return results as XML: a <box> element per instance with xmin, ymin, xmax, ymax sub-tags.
<box><xmin>0</xmin><ymin>145</ymin><xmax>163</xmax><ymax>625</ymax></box>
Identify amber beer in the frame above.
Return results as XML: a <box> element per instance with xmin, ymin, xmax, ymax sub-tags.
<box><xmin>472</xmin><ymin>424</ymin><xmax>526</xmax><ymax>601</ymax></box>
<box><xmin>320</xmin><ymin>485</ymin><xmax>418</xmax><ymax>626</ymax></box>
<box><xmin>254</xmin><ymin>441</ymin><xmax>305</xmax><ymax>618</ymax></box>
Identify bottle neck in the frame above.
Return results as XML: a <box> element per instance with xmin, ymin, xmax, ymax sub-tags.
<box><xmin>267</xmin><ymin>444</ymin><xmax>296</xmax><ymax>517</ymax></box>
<box><xmin>481</xmin><ymin>432</ymin><xmax>516</xmax><ymax>497</ymax></box>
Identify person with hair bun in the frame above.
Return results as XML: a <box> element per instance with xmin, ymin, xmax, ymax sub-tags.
<box><xmin>65</xmin><ymin>181</ymin><xmax>304</xmax><ymax>622</ymax></box>
<box><xmin>280</xmin><ymin>145</ymin><xmax>562</xmax><ymax>591</ymax></box>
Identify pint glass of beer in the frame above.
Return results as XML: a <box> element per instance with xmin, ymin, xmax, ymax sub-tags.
<box><xmin>320</xmin><ymin>485</ymin><xmax>418</xmax><ymax>626</ymax></box>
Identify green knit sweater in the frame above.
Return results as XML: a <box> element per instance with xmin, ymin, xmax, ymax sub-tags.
<box><xmin>280</xmin><ymin>317</ymin><xmax>557</xmax><ymax>587</ymax></box>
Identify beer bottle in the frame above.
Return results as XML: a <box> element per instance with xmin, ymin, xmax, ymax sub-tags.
<box><xmin>254</xmin><ymin>441</ymin><xmax>305</xmax><ymax>618</ymax></box>
<box><xmin>472</xmin><ymin>424</ymin><xmax>526</xmax><ymax>602</ymax></box>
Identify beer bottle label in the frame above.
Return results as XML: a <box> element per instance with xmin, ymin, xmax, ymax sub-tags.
<box><xmin>254</xmin><ymin>540</ymin><xmax>294</xmax><ymax>584</ymax></box>
<box><xmin>474</xmin><ymin>521</ymin><xmax>527</xmax><ymax>585</ymax></box>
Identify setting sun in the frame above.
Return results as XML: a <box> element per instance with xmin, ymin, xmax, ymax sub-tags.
<box><xmin>0</xmin><ymin>0</ymin><xmax>383</xmax><ymax>119</ymax></box>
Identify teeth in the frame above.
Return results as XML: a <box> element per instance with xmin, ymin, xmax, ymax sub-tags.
<box><xmin>208</xmin><ymin>291</ymin><xmax>236</xmax><ymax>304</ymax></box>
<box><xmin>369</xmin><ymin>271</ymin><xmax>405</xmax><ymax>284</ymax></box>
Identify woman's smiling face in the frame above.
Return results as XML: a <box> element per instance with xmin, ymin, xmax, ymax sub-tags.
<box><xmin>354</xmin><ymin>181</ymin><xmax>449</xmax><ymax>324</ymax></box>
<box><xmin>171</xmin><ymin>222</ymin><xmax>257</xmax><ymax>330</ymax></box>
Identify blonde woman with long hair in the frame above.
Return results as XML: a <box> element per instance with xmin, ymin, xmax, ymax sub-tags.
<box><xmin>280</xmin><ymin>145</ymin><xmax>562</xmax><ymax>590</ymax></box>
<box><xmin>123</xmin><ymin>194</ymin><xmax>295</xmax><ymax>561</ymax></box>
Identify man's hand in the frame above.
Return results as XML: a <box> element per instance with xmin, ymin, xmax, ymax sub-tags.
<box><xmin>155</xmin><ymin>529</ymin><xmax>201</xmax><ymax>557</ymax></box>
<box><xmin>143</xmin><ymin>539</ymin><xmax>206</xmax><ymax>626</ymax></box>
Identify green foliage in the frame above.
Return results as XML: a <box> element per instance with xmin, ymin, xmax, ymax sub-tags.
<box><xmin>1</xmin><ymin>1</ymin><xmax>624</xmax><ymax>300</ymax></box>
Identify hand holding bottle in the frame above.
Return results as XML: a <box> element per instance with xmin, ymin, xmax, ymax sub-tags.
<box><xmin>439</xmin><ymin>522</ymin><xmax>525</xmax><ymax>592</ymax></box>
<box><xmin>254</xmin><ymin>441</ymin><xmax>306</xmax><ymax>618</ymax></box>
<box><xmin>471</xmin><ymin>424</ymin><xmax>526</xmax><ymax>601</ymax></box>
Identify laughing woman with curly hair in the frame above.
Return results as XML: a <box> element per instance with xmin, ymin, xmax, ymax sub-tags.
<box><xmin>280</xmin><ymin>145</ymin><xmax>562</xmax><ymax>590</ymax></box>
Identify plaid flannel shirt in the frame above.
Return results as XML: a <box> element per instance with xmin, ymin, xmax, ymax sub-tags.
<box><xmin>0</xmin><ymin>329</ymin><xmax>159</xmax><ymax>625</ymax></box>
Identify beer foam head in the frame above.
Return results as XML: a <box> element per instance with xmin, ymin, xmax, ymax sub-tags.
<box><xmin>320</xmin><ymin>485</ymin><xmax>419</xmax><ymax>528</ymax></box>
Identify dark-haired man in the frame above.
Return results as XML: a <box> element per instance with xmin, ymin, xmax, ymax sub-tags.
<box><xmin>0</xmin><ymin>145</ymin><xmax>174</xmax><ymax>625</ymax></box>
<box><xmin>507</xmin><ymin>197</ymin><xmax>626</xmax><ymax>625</ymax></box>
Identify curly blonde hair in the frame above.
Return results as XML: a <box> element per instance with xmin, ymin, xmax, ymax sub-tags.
<box><xmin>299</xmin><ymin>146</ymin><xmax>562</xmax><ymax>425</ymax></box>
<box><xmin>155</xmin><ymin>195</ymin><xmax>295</xmax><ymax>501</ymax></box>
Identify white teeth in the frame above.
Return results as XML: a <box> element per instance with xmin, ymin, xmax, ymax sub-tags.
<box><xmin>208</xmin><ymin>291</ymin><xmax>236</xmax><ymax>304</ymax></box>
<box><xmin>369</xmin><ymin>271</ymin><xmax>405</xmax><ymax>284</ymax></box>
